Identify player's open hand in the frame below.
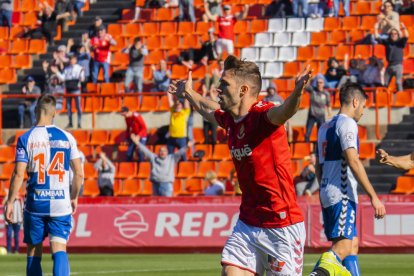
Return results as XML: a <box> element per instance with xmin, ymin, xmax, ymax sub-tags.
<box><xmin>4</xmin><ymin>201</ymin><xmax>14</xmax><ymax>224</ymax></box>
<box><xmin>376</xmin><ymin>148</ymin><xmax>389</xmax><ymax>164</ymax></box>
<box><xmin>294</xmin><ymin>65</ymin><xmax>312</xmax><ymax>93</ymax></box>
<box><xmin>167</xmin><ymin>70</ymin><xmax>193</xmax><ymax>99</ymax></box>
<box><xmin>371</xmin><ymin>196</ymin><xmax>386</xmax><ymax>219</ymax></box>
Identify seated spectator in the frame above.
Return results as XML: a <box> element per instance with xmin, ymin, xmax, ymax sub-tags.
<box><xmin>130</xmin><ymin>134</ymin><xmax>190</xmax><ymax>197</ymax></box>
<box><xmin>120</xmin><ymin>106</ymin><xmax>148</xmax><ymax>162</ymax></box>
<box><xmin>295</xmin><ymin>153</ymin><xmax>319</xmax><ymax>196</ymax></box>
<box><xmin>374</xmin><ymin>23</ymin><xmax>408</xmax><ymax>92</ymax></box>
<box><xmin>151</xmin><ymin>60</ymin><xmax>171</xmax><ymax>92</ymax></box>
<box><xmin>179</xmin><ymin>0</ymin><xmax>195</xmax><ymax>22</ymax></box>
<box><xmin>88</xmin><ymin>16</ymin><xmax>104</xmax><ymax>38</ymax></box>
<box><xmin>202</xmin><ymin>84</ymin><xmax>218</xmax><ymax>146</ymax></box>
<box><xmin>263</xmin><ymin>84</ymin><xmax>284</xmax><ymax>106</ymax></box>
<box><xmin>361</xmin><ymin>57</ymin><xmax>384</xmax><ymax>88</ymax></box>
<box><xmin>46</xmin><ymin>74</ymin><xmax>65</xmax><ymax>111</ymax></box>
<box><xmin>94</xmin><ymin>152</ymin><xmax>115</xmax><ymax>196</ymax></box>
<box><xmin>0</xmin><ymin>0</ymin><xmax>13</xmax><ymax>29</ymax></box>
<box><xmin>202</xmin><ymin>0</ymin><xmax>222</xmax><ymax>22</ymax></box>
<box><xmin>52</xmin><ymin>45</ymin><xmax>69</xmax><ymax>72</ymax></box>
<box><xmin>204</xmin><ymin>171</ymin><xmax>225</xmax><ymax>195</ymax></box>
<box><xmin>265</xmin><ymin>0</ymin><xmax>293</xmax><ymax>18</ymax></box>
<box><xmin>123</xmin><ymin>37</ymin><xmax>147</xmax><ymax>93</ymax></box>
<box><xmin>18</xmin><ymin>76</ymin><xmax>41</xmax><ymax>128</ymax></box>
<box><xmin>179</xmin><ymin>28</ymin><xmax>218</xmax><ymax>68</ymax></box>
<box><xmin>54</xmin><ymin>0</ymin><xmax>72</xmax><ymax>32</ymax></box>
<box><xmin>90</xmin><ymin>26</ymin><xmax>116</xmax><ymax>83</ymax></box>
<box><xmin>324</xmin><ymin>57</ymin><xmax>347</xmax><ymax>89</ymax></box>
<box><xmin>72</xmin><ymin>0</ymin><xmax>86</xmax><ymax>19</ymax></box>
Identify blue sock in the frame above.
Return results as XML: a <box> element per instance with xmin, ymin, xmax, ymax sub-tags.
<box><xmin>330</xmin><ymin>250</ymin><xmax>342</xmax><ymax>263</ymax></box>
<box><xmin>343</xmin><ymin>255</ymin><xmax>361</xmax><ymax>276</ymax></box>
<box><xmin>52</xmin><ymin>251</ymin><xmax>70</xmax><ymax>276</ymax></box>
<box><xmin>27</xmin><ymin>256</ymin><xmax>42</xmax><ymax>276</ymax></box>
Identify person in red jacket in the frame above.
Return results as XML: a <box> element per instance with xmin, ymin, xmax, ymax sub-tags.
<box><xmin>120</xmin><ymin>106</ymin><xmax>148</xmax><ymax>162</ymax></box>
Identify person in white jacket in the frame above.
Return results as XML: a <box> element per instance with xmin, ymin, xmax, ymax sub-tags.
<box><xmin>53</xmin><ymin>54</ymin><xmax>85</xmax><ymax>128</ymax></box>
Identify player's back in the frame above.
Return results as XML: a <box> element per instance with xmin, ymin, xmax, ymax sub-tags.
<box><xmin>317</xmin><ymin>114</ymin><xmax>359</xmax><ymax>208</ymax></box>
<box><xmin>16</xmin><ymin>125</ymin><xmax>79</xmax><ymax>217</ymax></box>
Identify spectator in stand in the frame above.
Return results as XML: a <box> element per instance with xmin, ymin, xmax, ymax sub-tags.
<box><xmin>376</xmin><ymin>1</ymin><xmax>400</xmax><ymax>39</ymax></box>
<box><xmin>76</xmin><ymin>34</ymin><xmax>91</xmax><ymax>87</ymax></box>
<box><xmin>52</xmin><ymin>54</ymin><xmax>85</xmax><ymax>128</ymax></box>
<box><xmin>18</xmin><ymin>76</ymin><xmax>41</xmax><ymax>128</ymax></box>
<box><xmin>383</xmin><ymin>0</ymin><xmax>403</xmax><ymax>12</ymax></box>
<box><xmin>167</xmin><ymin>93</ymin><xmax>190</xmax><ymax>161</ymax></box>
<box><xmin>204</xmin><ymin>171</ymin><xmax>225</xmax><ymax>195</ymax></box>
<box><xmin>263</xmin><ymin>84</ymin><xmax>284</xmax><ymax>106</ymax></box>
<box><xmin>292</xmin><ymin>0</ymin><xmax>308</xmax><ymax>17</ymax></box>
<box><xmin>94</xmin><ymin>152</ymin><xmax>115</xmax><ymax>196</ymax></box>
<box><xmin>0</xmin><ymin>0</ymin><xmax>13</xmax><ymax>29</ymax></box>
<box><xmin>72</xmin><ymin>0</ymin><xmax>86</xmax><ymax>19</ymax></box>
<box><xmin>265</xmin><ymin>0</ymin><xmax>293</xmax><ymax>18</ymax></box>
<box><xmin>89</xmin><ymin>26</ymin><xmax>116</xmax><ymax>83</ymax></box>
<box><xmin>333</xmin><ymin>0</ymin><xmax>350</xmax><ymax>17</ymax></box>
<box><xmin>323</xmin><ymin>57</ymin><xmax>347</xmax><ymax>89</ymax></box>
<box><xmin>130</xmin><ymin>134</ymin><xmax>190</xmax><ymax>197</ymax></box>
<box><xmin>88</xmin><ymin>16</ymin><xmax>104</xmax><ymax>38</ymax></box>
<box><xmin>400</xmin><ymin>0</ymin><xmax>414</xmax><ymax>14</ymax></box>
<box><xmin>361</xmin><ymin>57</ymin><xmax>384</xmax><ymax>88</ymax></box>
<box><xmin>46</xmin><ymin>74</ymin><xmax>65</xmax><ymax>111</ymax></box>
<box><xmin>204</xmin><ymin>4</ymin><xmax>249</xmax><ymax>59</ymax></box>
<box><xmin>304</xmin><ymin>76</ymin><xmax>332</xmax><ymax>143</ymax></box>
<box><xmin>145</xmin><ymin>0</ymin><xmax>166</xmax><ymax>8</ymax></box>
<box><xmin>295</xmin><ymin>153</ymin><xmax>319</xmax><ymax>196</ymax></box>
<box><xmin>2</xmin><ymin>190</ymin><xmax>23</xmax><ymax>254</ymax></box>
<box><xmin>123</xmin><ymin>37</ymin><xmax>148</xmax><ymax>93</ymax></box>
<box><xmin>33</xmin><ymin>2</ymin><xmax>63</xmax><ymax>45</ymax></box>
<box><xmin>202</xmin><ymin>84</ymin><xmax>218</xmax><ymax>146</ymax></box>
<box><xmin>374</xmin><ymin>23</ymin><xmax>408</xmax><ymax>92</ymax></box>
<box><xmin>178</xmin><ymin>0</ymin><xmax>195</xmax><ymax>22</ymax></box>
<box><xmin>151</xmin><ymin>60</ymin><xmax>171</xmax><ymax>92</ymax></box>
<box><xmin>202</xmin><ymin>0</ymin><xmax>222</xmax><ymax>22</ymax></box>
<box><xmin>179</xmin><ymin>28</ymin><xmax>218</xmax><ymax>68</ymax></box>
<box><xmin>120</xmin><ymin>106</ymin><xmax>148</xmax><ymax>162</ymax></box>
<box><xmin>54</xmin><ymin>0</ymin><xmax>72</xmax><ymax>32</ymax></box>
<box><xmin>50</xmin><ymin>45</ymin><xmax>69</xmax><ymax>72</ymax></box>
<box><xmin>39</xmin><ymin>60</ymin><xmax>51</xmax><ymax>92</ymax></box>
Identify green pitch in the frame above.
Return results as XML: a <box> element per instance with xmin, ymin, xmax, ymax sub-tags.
<box><xmin>0</xmin><ymin>253</ymin><xmax>413</xmax><ymax>275</ymax></box>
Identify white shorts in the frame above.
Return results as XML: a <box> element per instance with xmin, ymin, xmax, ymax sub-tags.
<box><xmin>216</xmin><ymin>38</ymin><xmax>234</xmax><ymax>55</ymax></box>
<box><xmin>221</xmin><ymin>220</ymin><xmax>306</xmax><ymax>276</ymax></box>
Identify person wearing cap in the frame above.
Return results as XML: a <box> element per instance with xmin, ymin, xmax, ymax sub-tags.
<box><xmin>89</xmin><ymin>26</ymin><xmax>116</xmax><ymax>83</ymax></box>
<box><xmin>52</xmin><ymin>54</ymin><xmax>85</xmax><ymax>128</ymax></box>
<box><xmin>120</xmin><ymin>106</ymin><xmax>148</xmax><ymax>162</ymax></box>
<box><xmin>202</xmin><ymin>0</ymin><xmax>222</xmax><ymax>22</ymax></box>
<box><xmin>204</xmin><ymin>4</ymin><xmax>249</xmax><ymax>59</ymax></box>
<box><xmin>122</xmin><ymin>37</ymin><xmax>148</xmax><ymax>93</ymax></box>
<box><xmin>18</xmin><ymin>76</ymin><xmax>41</xmax><ymax>128</ymax></box>
<box><xmin>178</xmin><ymin>0</ymin><xmax>195</xmax><ymax>22</ymax></box>
<box><xmin>88</xmin><ymin>16</ymin><xmax>104</xmax><ymax>38</ymax></box>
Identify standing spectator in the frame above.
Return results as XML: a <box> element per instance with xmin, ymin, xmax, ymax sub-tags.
<box><xmin>202</xmin><ymin>85</ymin><xmax>218</xmax><ymax>146</ymax></box>
<box><xmin>167</xmin><ymin>93</ymin><xmax>190</xmax><ymax>161</ymax></box>
<box><xmin>204</xmin><ymin>4</ymin><xmax>249</xmax><ymax>58</ymax></box>
<box><xmin>2</xmin><ymin>190</ymin><xmax>23</xmax><ymax>254</ymax></box>
<box><xmin>72</xmin><ymin>0</ymin><xmax>86</xmax><ymax>19</ymax></box>
<box><xmin>94</xmin><ymin>152</ymin><xmax>115</xmax><ymax>196</ymax></box>
<box><xmin>151</xmin><ymin>60</ymin><xmax>171</xmax><ymax>92</ymax></box>
<box><xmin>76</xmin><ymin>34</ymin><xmax>91</xmax><ymax>87</ymax></box>
<box><xmin>52</xmin><ymin>45</ymin><xmax>69</xmax><ymax>71</ymax></box>
<box><xmin>202</xmin><ymin>0</ymin><xmax>222</xmax><ymax>22</ymax></box>
<box><xmin>18</xmin><ymin>76</ymin><xmax>41</xmax><ymax>128</ymax></box>
<box><xmin>53</xmin><ymin>54</ymin><xmax>85</xmax><ymax>128</ymax></box>
<box><xmin>130</xmin><ymin>134</ymin><xmax>189</xmax><ymax>196</ymax></box>
<box><xmin>324</xmin><ymin>57</ymin><xmax>347</xmax><ymax>89</ymax></box>
<box><xmin>292</xmin><ymin>0</ymin><xmax>308</xmax><ymax>17</ymax></box>
<box><xmin>178</xmin><ymin>0</ymin><xmax>195</xmax><ymax>22</ymax></box>
<box><xmin>265</xmin><ymin>0</ymin><xmax>293</xmax><ymax>18</ymax></box>
<box><xmin>295</xmin><ymin>153</ymin><xmax>319</xmax><ymax>196</ymax></box>
<box><xmin>120</xmin><ymin>106</ymin><xmax>148</xmax><ymax>162</ymax></box>
<box><xmin>123</xmin><ymin>37</ymin><xmax>148</xmax><ymax>93</ymax></box>
<box><xmin>383</xmin><ymin>0</ymin><xmax>403</xmax><ymax>13</ymax></box>
<box><xmin>376</xmin><ymin>1</ymin><xmax>400</xmax><ymax>39</ymax></box>
<box><xmin>263</xmin><ymin>84</ymin><xmax>284</xmax><ymax>106</ymax></box>
<box><xmin>54</xmin><ymin>0</ymin><xmax>72</xmax><ymax>32</ymax></box>
<box><xmin>35</xmin><ymin>3</ymin><xmax>63</xmax><ymax>45</ymax></box>
<box><xmin>204</xmin><ymin>171</ymin><xmax>225</xmax><ymax>195</ymax></box>
<box><xmin>333</xmin><ymin>0</ymin><xmax>349</xmax><ymax>17</ymax></box>
<box><xmin>46</xmin><ymin>74</ymin><xmax>65</xmax><ymax>111</ymax></box>
<box><xmin>304</xmin><ymin>77</ymin><xmax>332</xmax><ymax>142</ymax></box>
<box><xmin>88</xmin><ymin>16</ymin><xmax>104</xmax><ymax>38</ymax></box>
<box><xmin>0</xmin><ymin>0</ymin><xmax>13</xmax><ymax>29</ymax></box>
<box><xmin>361</xmin><ymin>57</ymin><xmax>384</xmax><ymax>88</ymax></box>
<box><xmin>375</xmin><ymin>23</ymin><xmax>408</xmax><ymax>92</ymax></box>
<box><xmin>89</xmin><ymin>26</ymin><xmax>116</xmax><ymax>83</ymax></box>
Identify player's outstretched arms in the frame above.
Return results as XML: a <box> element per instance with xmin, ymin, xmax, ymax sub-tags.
<box><xmin>70</xmin><ymin>158</ymin><xmax>84</xmax><ymax>214</ymax></box>
<box><xmin>376</xmin><ymin>149</ymin><xmax>414</xmax><ymax>170</ymax></box>
<box><xmin>344</xmin><ymin>148</ymin><xmax>386</xmax><ymax>219</ymax></box>
<box><xmin>168</xmin><ymin>71</ymin><xmax>220</xmax><ymax>124</ymax></box>
<box><xmin>4</xmin><ymin>162</ymin><xmax>26</xmax><ymax>224</ymax></box>
<box><xmin>266</xmin><ymin>65</ymin><xmax>312</xmax><ymax>126</ymax></box>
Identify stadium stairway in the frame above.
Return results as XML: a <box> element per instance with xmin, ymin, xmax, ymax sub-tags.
<box><xmin>365</xmin><ymin>107</ymin><xmax>414</xmax><ymax>193</ymax></box>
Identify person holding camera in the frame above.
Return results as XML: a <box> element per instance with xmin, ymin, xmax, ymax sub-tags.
<box><xmin>53</xmin><ymin>54</ymin><xmax>85</xmax><ymax>128</ymax></box>
<box><xmin>123</xmin><ymin>37</ymin><xmax>148</xmax><ymax>94</ymax></box>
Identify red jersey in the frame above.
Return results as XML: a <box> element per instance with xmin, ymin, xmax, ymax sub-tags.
<box><xmin>90</xmin><ymin>35</ymin><xmax>112</xmax><ymax>63</ymax></box>
<box><xmin>218</xmin><ymin>15</ymin><xmax>237</xmax><ymax>40</ymax></box>
<box><xmin>125</xmin><ymin>112</ymin><xmax>147</xmax><ymax>138</ymax></box>
<box><xmin>215</xmin><ymin>101</ymin><xmax>304</xmax><ymax>228</ymax></box>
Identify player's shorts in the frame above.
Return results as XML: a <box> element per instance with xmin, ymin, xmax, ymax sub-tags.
<box><xmin>322</xmin><ymin>197</ymin><xmax>357</xmax><ymax>241</ymax></box>
<box><xmin>221</xmin><ymin>220</ymin><xmax>306</xmax><ymax>276</ymax></box>
<box><xmin>23</xmin><ymin>211</ymin><xmax>72</xmax><ymax>245</ymax></box>
<box><xmin>216</xmin><ymin>38</ymin><xmax>234</xmax><ymax>55</ymax></box>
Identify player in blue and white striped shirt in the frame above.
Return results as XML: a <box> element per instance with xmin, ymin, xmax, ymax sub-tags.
<box><xmin>311</xmin><ymin>83</ymin><xmax>386</xmax><ymax>276</ymax></box>
<box><xmin>4</xmin><ymin>94</ymin><xmax>83</xmax><ymax>276</ymax></box>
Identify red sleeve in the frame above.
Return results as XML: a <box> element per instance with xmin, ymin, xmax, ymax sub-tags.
<box><xmin>135</xmin><ymin>114</ymin><xmax>148</xmax><ymax>137</ymax></box>
<box><xmin>214</xmin><ymin>109</ymin><xmax>229</xmax><ymax>129</ymax></box>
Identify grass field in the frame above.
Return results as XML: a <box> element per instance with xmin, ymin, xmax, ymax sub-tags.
<box><xmin>0</xmin><ymin>253</ymin><xmax>413</xmax><ymax>275</ymax></box>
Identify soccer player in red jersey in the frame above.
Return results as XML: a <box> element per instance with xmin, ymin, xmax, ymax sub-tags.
<box><xmin>168</xmin><ymin>56</ymin><xmax>312</xmax><ymax>276</ymax></box>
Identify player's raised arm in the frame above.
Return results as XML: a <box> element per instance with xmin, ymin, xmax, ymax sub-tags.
<box><xmin>4</xmin><ymin>162</ymin><xmax>27</xmax><ymax>224</ymax></box>
<box><xmin>168</xmin><ymin>70</ymin><xmax>220</xmax><ymax>124</ymax></box>
<box><xmin>376</xmin><ymin>149</ymin><xmax>414</xmax><ymax>170</ymax></box>
<box><xmin>266</xmin><ymin>65</ymin><xmax>312</xmax><ymax>126</ymax></box>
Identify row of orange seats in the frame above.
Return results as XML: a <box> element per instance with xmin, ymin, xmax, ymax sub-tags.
<box><xmin>323</xmin><ymin>15</ymin><xmax>414</xmax><ymax>32</ymax></box>
<box><xmin>0</xmin><ymin>54</ymin><xmax>32</xmax><ymax>69</ymax></box>
<box><xmin>392</xmin><ymin>175</ymin><xmax>414</xmax><ymax>194</ymax></box>
<box><xmin>0</xmin><ymin>38</ymin><xmax>47</xmax><ymax>54</ymax></box>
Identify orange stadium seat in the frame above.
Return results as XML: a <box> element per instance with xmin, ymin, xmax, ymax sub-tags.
<box><xmin>192</xmin><ymin>144</ymin><xmax>212</xmax><ymax>160</ymax></box>
<box><xmin>155</xmin><ymin>8</ymin><xmax>174</xmax><ymax>21</ymax></box>
<box><xmin>90</xmin><ymin>130</ymin><xmax>109</xmax><ymax>146</ymax></box>
<box><xmin>171</xmin><ymin>64</ymin><xmax>188</xmax><ymax>79</ymax></box>
<box><xmin>400</xmin><ymin>15</ymin><xmax>414</xmax><ymax>27</ymax></box>
<box><xmin>101</xmin><ymin>97</ymin><xmax>121</xmax><ymax>112</ymax></box>
<box><xmin>137</xmin><ymin>162</ymin><xmax>151</xmax><ymax>179</ymax></box>
<box><xmin>210</xmin><ymin>144</ymin><xmax>231</xmax><ymax>161</ymax></box>
<box><xmin>193</xmin><ymin>128</ymin><xmax>204</xmax><ymax>144</ymax></box>
<box><xmin>217</xmin><ymin>161</ymin><xmax>234</xmax><ymax>179</ymax></box>
<box><xmin>109</xmin><ymin>130</ymin><xmax>127</xmax><ymax>145</ymax></box>
<box><xmin>178</xmin><ymin>22</ymin><xmax>195</xmax><ymax>35</ymax></box>
<box><xmin>100</xmin><ymin>83</ymin><xmax>118</xmax><ymax>95</ymax></box>
<box><xmin>138</xmin><ymin>179</ymin><xmax>153</xmax><ymax>196</ymax></box>
<box><xmin>403</xmin><ymin>59</ymin><xmax>414</xmax><ymax>75</ymax></box>
<box><xmin>83</xmin><ymin>179</ymin><xmax>100</xmax><ymax>197</ymax></box>
<box><xmin>0</xmin><ymin>146</ymin><xmax>15</xmax><ymax>163</ymax></box>
<box><xmin>20</xmin><ymin>0</ymin><xmax>36</xmax><ymax>13</ymax></box>
<box><xmin>111</xmin><ymin>53</ymin><xmax>129</xmax><ymax>67</ymax></box>
<box><xmin>162</xmin><ymin>35</ymin><xmax>179</xmax><ymax>50</ymax></box>
<box><xmin>292</xmin><ymin>127</ymin><xmax>305</xmax><ymax>142</ymax></box>
<box><xmin>9</xmin><ymin>39</ymin><xmax>28</xmax><ymax>54</ymax></box>
<box><xmin>195</xmin><ymin>161</ymin><xmax>216</xmax><ymax>178</ymax></box>
<box><xmin>296</xmin><ymin>46</ymin><xmax>314</xmax><ymax>61</ymax></box>
<box><xmin>86</xmin><ymin>83</ymin><xmax>98</xmax><ymax>93</ymax></box>
<box><xmin>359</xmin><ymin>142</ymin><xmax>375</xmax><ymax>159</ymax></box>
<box><xmin>118</xmin><ymin>179</ymin><xmax>140</xmax><ymax>196</ymax></box>
<box><xmin>143</xmin><ymin>65</ymin><xmax>153</xmax><ymax>80</ymax></box>
<box><xmin>0</xmin><ymin>68</ymin><xmax>16</xmax><ymax>84</ymax></box>
<box><xmin>235</xmin><ymin>33</ymin><xmax>253</xmax><ymax>48</ymax></box>
<box><xmin>195</xmin><ymin>22</ymin><xmax>213</xmax><ymax>35</ymax></box>
<box><xmin>123</xmin><ymin>96</ymin><xmax>140</xmax><ymax>111</ymax></box>
<box><xmin>180</xmin><ymin>34</ymin><xmax>200</xmax><ymax>49</ymax></box>
<box><xmin>358</xmin><ymin>125</ymin><xmax>368</xmax><ymax>141</ymax></box>
<box><xmin>329</xmin><ymin>30</ymin><xmax>347</xmax><ymax>44</ymax></box>
<box><xmin>348</xmin><ymin>30</ymin><xmax>365</xmax><ymax>44</ymax></box>
<box><xmin>159</xmin><ymin>22</ymin><xmax>177</xmax><ymax>36</ymax></box>
<box><xmin>323</xmin><ymin>17</ymin><xmax>341</xmax><ymax>32</ymax></box>
<box><xmin>336</xmin><ymin>45</ymin><xmax>354</xmax><ymax>60</ymax></box>
<box><xmin>361</xmin><ymin>16</ymin><xmax>377</xmax><ymax>30</ymax></box>
<box><xmin>283</xmin><ymin>61</ymin><xmax>301</xmax><ymax>78</ymax></box>
<box><xmin>13</xmin><ymin>55</ymin><xmax>32</xmax><ymax>69</ymax></box>
<box><xmin>176</xmin><ymin>161</ymin><xmax>197</xmax><ymax>178</ymax></box>
<box><xmin>183</xmin><ymin>178</ymin><xmax>204</xmax><ymax>194</ymax></box>
<box><xmin>146</xmin><ymin>36</ymin><xmax>161</xmax><ymax>50</ymax></box>
<box><xmin>142</xmin><ymin>22</ymin><xmax>159</xmax><ymax>36</ymax></box>
<box><xmin>71</xmin><ymin>130</ymin><xmax>90</xmax><ymax>146</ymax></box>
<box><xmin>9</xmin><ymin>26</ymin><xmax>24</xmax><ymax>39</ymax></box>
<box><xmin>393</xmin><ymin>91</ymin><xmax>414</xmax><ymax>107</ymax></box>
<box><xmin>352</xmin><ymin>1</ymin><xmax>372</xmax><ymax>15</ymax></box>
<box><xmin>250</xmin><ymin>19</ymin><xmax>267</xmax><ymax>33</ymax></box>
<box><xmin>108</xmin><ymin>24</ymin><xmax>123</xmax><ymax>37</ymax></box>
<box><xmin>310</xmin><ymin>31</ymin><xmax>327</xmax><ymax>46</ymax></box>
<box><xmin>78</xmin><ymin>145</ymin><xmax>93</xmax><ymax>160</ymax></box>
<box><xmin>0</xmin><ymin>163</ymin><xmax>15</xmax><ymax>180</ymax></box>
<box><xmin>392</xmin><ymin>176</ymin><xmax>414</xmax><ymax>194</ymax></box>
<box><xmin>84</xmin><ymin>163</ymin><xmax>98</xmax><ymax>179</ymax></box>
<box><xmin>117</xmin><ymin>162</ymin><xmax>138</xmax><ymax>179</ymax></box>
<box><xmin>124</xmin><ymin>23</ymin><xmax>140</xmax><ymax>37</ymax></box>
<box><xmin>342</xmin><ymin>16</ymin><xmax>360</xmax><ymax>31</ymax></box>
<box><xmin>21</xmin><ymin>12</ymin><xmax>38</xmax><ymax>27</ymax></box>
<box><xmin>354</xmin><ymin>45</ymin><xmax>372</xmax><ymax>58</ymax></box>
<box><xmin>139</xmin><ymin>96</ymin><xmax>159</xmax><ymax>112</ymax></box>
<box><xmin>83</xmin><ymin>97</ymin><xmax>102</xmax><ymax>112</ymax></box>
<box><xmin>234</xmin><ymin>20</ymin><xmax>248</xmax><ymax>34</ymax></box>
<box><xmin>0</xmin><ymin>27</ymin><xmax>8</xmax><ymax>40</ymax></box>
<box><xmin>191</xmin><ymin>65</ymin><xmax>206</xmax><ymax>79</ymax></box>
<box><xmin>316</xmin><ymin>45</ymin><xmax>334</xmax><ymax>61</ymax></box>
<box><xmin>0</xmin><ymin>55</ymin><xmax>11</xmax><ymax>68</ymax></box>
<box><xmin>291</xmin><ymin>143</ymin><xmax>311</xmax><ymax>159</ymax></box>
<box><xmin>113</xmin><ymin>179</ymin><xmax>122</xmax><ymax>196</ymax></box>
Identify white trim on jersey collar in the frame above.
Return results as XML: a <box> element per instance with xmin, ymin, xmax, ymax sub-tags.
<box><xmin>233</xmin><ymin>114</ymin><xmax>248</xmax><ymax>124</ymax></box>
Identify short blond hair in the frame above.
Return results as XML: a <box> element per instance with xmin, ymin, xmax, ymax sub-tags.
<box><xmin>205</xmin><ymin>171</ymin><xmax>217</xmax><ymax>181</ymax></box>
